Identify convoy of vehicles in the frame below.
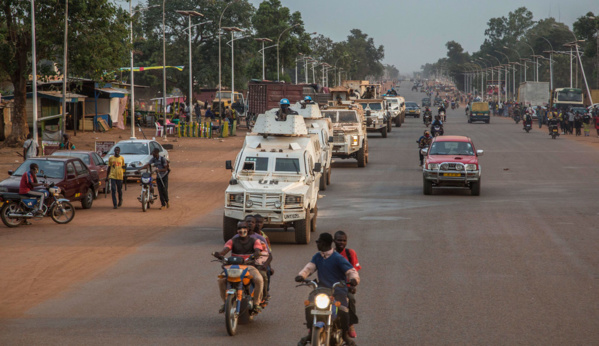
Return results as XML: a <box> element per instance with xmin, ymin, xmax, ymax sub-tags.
<box><xmin>323</xmin><ymin>104</ymin><xmax>369</xmax><ymax>167</ymax></box>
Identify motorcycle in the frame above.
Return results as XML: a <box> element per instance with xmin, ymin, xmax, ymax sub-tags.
<box><xmin>549</xmin><ymin>124</ymin><xmax>560</xmax><ymax>139</ymax></box>
<box><xmin>298</xmin><ymin>279</ymin><xmax>347</xmax><ymax>346</ymax></box>
<box><xmin>136</xmin><ymin>169</ymin><xmax>158</xmax><ymax>212</ymax></box>
<box><xmin>514</xmin><ymin>115</ymin><xmax>521</xmax><ymax>124</ymax></box>
<box><xmin>523</xmin><ymin>122</ymin><xmax>532</xmax><ymax>133</ymax></box>
<box><xmin>431</xmin><ymin>124</ymin><xmax>444</xmax><ymax>137</ymax></box>
<box><xmin>0</xmin><ymin>182</ymin><xmax>75</xmax><ymax>227</ymax></box>
<box><xmin>423</xmin><ymin>113</ymin><xmax>432</xmax><ymax>127</ymax></box>
<box><xmin>451</xmin><ymin>103</ymin><xmax>456</xmax><ymax>110</ymax></box>
<box><xmin>214</xmin><ymin>255</ymin><xmax>262</xmax><ymax>336</ymax></box>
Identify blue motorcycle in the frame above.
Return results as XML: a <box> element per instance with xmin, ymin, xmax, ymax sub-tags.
<box><xmin>0</xmin><ymin>183</ymin><xmax>75</xmax><ymax>227</ymax></box>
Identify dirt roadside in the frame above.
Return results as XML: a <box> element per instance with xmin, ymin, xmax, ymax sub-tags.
<box><xmin>0</xmin><ymin>126</ymin><xmax>245</xmax><ymax>319</ymax></box>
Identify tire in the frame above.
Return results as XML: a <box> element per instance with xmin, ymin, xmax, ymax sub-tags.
<box><xmin>294</xmin><ymin>210</ymin><xmax>311</xmax><ymax>244</ymax></box>
<box><xmin>142</xmin><ymin>192</ymin><xmax>147</xmax><ymax>212</ymax></box>
<box><xmin>471</xmin><ymin>178</ymin><xmax>481</xmax><ymax>196</ymax></box>
<box><xmin>319</xmin><ymin>170</ymin><xmax>327</xmax><ymax>191</ymax></box>
<box><xmin>423</xmin><ymin>178</ymin><xmax>433</xmax><ymax>195</ymax></box>
<box><xmin>357</xmin><ymin>146</ymin><xmax>366</xmax><ymax>167</ymax></box>
<box><xmin>326</xmin><ymin>166</ymin><xmax>331</xmax><ymax>185</ymax></box>
<box><xmin>310</xmin><ymin>205</ymin><xmax>317</xmax><ymax>233</ymax></box>
<box><xmin>387</xmin><ymin>119</ymin><xmax>392</xmax><ymax>132</ymax></box>
<box><xmin>225</xmin><ymin>294</ymin><xmax>239</xmax><ymax>336</ymax></box>
<box><xmin>223</xmin><ymin>215</ymin><xmax>238</xmax><ymax>242</ymax></box>
<box><xmin>81</xmin><ymin>188</ymin><xmax>94</xmax><ymax>209</ymax></box>
<box><xmin>395</xmin><ymin>115</ymin><xmax>401</xmax><ymax>127</ymax></box>
<box><xmin>311</xmin><ymin>325</ymin><xmax>326</xmax><ymax>346</ymax></box>
<box><xmin>50</xmin><ymin>201</ymin><xmax>75</xmax><ymax>224</ymax></box>
<box><xmin>1</xmin><ymin>202</ymin><xmax>25</xmax><ymax>228</ymax></box>
<box><xmin>381</xmin><ymin>126</ymin><xmax>388</xmax><ymax>138</ymax></box>
<box><xmin>365</xmin><ymin>141</ymin><xmax>369</xmax><ymax>163</ymax></box>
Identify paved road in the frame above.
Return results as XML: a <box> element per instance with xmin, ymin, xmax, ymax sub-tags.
<box><xmin>2</xmin><ymin>85</ymin><xmax>599</xmax><ymax>345</ymax></box>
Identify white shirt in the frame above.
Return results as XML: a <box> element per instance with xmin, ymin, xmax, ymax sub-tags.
<box><xmin>23</xmin><ymin>139</ymin><xmax>39</xmax><ymax>159</ymax></box>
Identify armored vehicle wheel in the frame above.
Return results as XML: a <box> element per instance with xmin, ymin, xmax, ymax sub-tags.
<box><xmin>381</xmin><ymin>126</ymin><xmax>388</xmax><ymax>138</ymax></box>
<box><xmin>423</xmin><ymin>178</ymin><xmax>433</xmax><ymax>195</ymax></box>
<box><xmin>365</xmin><ymin>141</ymin><xmax>369</xmax><ymax>163</ymax></box>
<box><xmin>387</xmin><ymin>119</ymin><xmax>392</xmax><ymax>132</ymax></box>
<box><xmin>326</xmin><ymin>167</ymin><xmax>331</xmax><ymax>185</ymax></box>
<box><xmin>357</xmin><ymin>146</ymin><xmax>366</xmax><ymax>167</ymax></box>
<box><xmin>319</xmin><ymin>170</ymin><xmax>327</xmax><ymax>191</ymax></box>
<box><xmin>395</xmin><ymin>114</ymin><xmax>401</xmax><ymax>127</ymax></box>
<box><xmin>294</xmin><ymin>211</ymin><xmax>311</xmax><ymax>244</ymax></box>
<box><xmin>223</xmin><ymin>215</ymin><xmax>238</xmax><ymax>242</ymax></box>
<box><xmin>310</xmin><ymin>205</ymin><xmax>317</xmax><ymax>233</ymax></box>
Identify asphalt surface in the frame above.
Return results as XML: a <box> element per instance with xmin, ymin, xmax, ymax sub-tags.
<box><xmin>2</xmin><ymin>85</ymin><xmax>599</xmax><ymax>345</ymax></box>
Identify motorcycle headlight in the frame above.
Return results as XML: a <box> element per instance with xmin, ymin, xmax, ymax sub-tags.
<box><xmin>226</xmin><ymin>268</ymin><xmax>243</xmax><ymax>278</ymax></box>
<box><xmin>465</xmin><ymin>164</ymin><xmax>478</xmax><ymax>171</ymax></box>
<box><xmin>428</xmin><ymin>163</ymin><xmax>439</xmax><ymax>170</ymax></box>
<box><xmin>314</xmin><ymin>294</ymin><xmax>330</xmax><ymax>309</ymax></box>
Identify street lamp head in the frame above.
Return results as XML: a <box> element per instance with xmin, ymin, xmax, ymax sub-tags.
<box><xmin>223</xmin><ymin>26</ymin><xmax>243</xmax><ymax>32</ymax></box>
<box><xmin>254</xmin><ymin>37</ymin><xmax>273</xmax><ymax>43</ymax></box>
<box><xmin>175</xmin><ymin>10</ymin><xmax>204</xmax><ymax>17</ymax></box>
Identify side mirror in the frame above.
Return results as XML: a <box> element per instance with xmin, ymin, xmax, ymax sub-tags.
<box><xmin>420</xmin><ymin>148</ymin><xmax>429</xmax><ymax>156</ymax></box>
<box><xmin>476</xmin><ymin>150</ymin><xmax>484</xmax><ymax>156</ymax></box>
<box><xmin>8</xmin><ymin>170</ymin><xmax>13</xmax><ymax>176</ymax></box>
<box><xmin>313</xmin><ymin>162</ymin><xmax>322</xmax><ymax>173</ymax></box>
<box><xmin>67</xmin><ymin>174</ymin><xmax>76</xmax><ymax>179</ymax></box>
<box><xmin>225</xmin><ymin>160</ymin><xmax>232</xmax><ymax>170</ymax></box>
<box><xmin>328</xmin><ymin>136</ymin><xmax>333</xmax><ymax>143</ymax></box>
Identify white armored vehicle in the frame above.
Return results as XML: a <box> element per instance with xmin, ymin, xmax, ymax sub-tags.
<box><xmin>292</xmin><ymin>101</ymin><xmax>333</xmax><ymax>190</ymax></box>
<box><xmin>384</xmin><ymin>96</ymin><xmax>405</xmax><ymax>127</ymax></box>
<box><xmin>223</xmin><ymin>113</ymin><xmax>322</xmax><ymax>244</ymax></box>
<box><xmin>359</xmin><ymin>99</ymin><xmax>391</xmax><ymax>138</ymax></box>
<box><xmin>323</xmin><ymin>104</ymin><xmax>369</xmax><ymax>167</ymax></box>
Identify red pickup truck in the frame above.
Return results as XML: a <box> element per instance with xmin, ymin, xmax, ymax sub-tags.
<box><xmin>421</xmin><ymin>135</ymin><xmax>484</xmax><ymax>196</ymax></box>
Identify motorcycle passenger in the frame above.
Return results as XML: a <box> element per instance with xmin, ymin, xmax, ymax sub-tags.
<box><xmin>334</xmin><ymin>230</ymin><xmax>361</xmax><ymax>339</ymax></box>
<box><xmin>548</xmin><ymin>113</ymin><xmax>560</xmax><ymax>134</ymax></box>
<box><xmin>295</xmin><ymin>232</ymin><xmax>360</xmax><ymax>346</ymax></box>
<box><xmin>438</xmin><ymin>104</ymin><xmax>447</xmax><ymax>121</ymax></box>
<box><xmin>213</xmin><ymin>221</ymin><xmax>265</xmax><ymax>314</ymax></box>
<box><xmin>431</xmin><ymin>115</ymin><xmax>444</xmax><ymax>136</ymax></box>
<box><xmin>523</xmin><ymin>112</ymin><xmax>533</xmax><ymax>129</ymax></box>
<box><xmin>19</xmin><ymin>163</ymin><xmax>46</xmax><ymax>217</ymax></box>
<box><xmin>423</xmin><ymin>107</ymin><xmax>432</xmax><ymax>124</ymax></box>
<box><xmin>276</xmin><ymin>98</ymin><xmax>298</xmax><ymax>121</ymax></box>
<box><xmin>417</xmin><ymin>130</ymin><xmax>432</xmax><ymax>166</ymax></box>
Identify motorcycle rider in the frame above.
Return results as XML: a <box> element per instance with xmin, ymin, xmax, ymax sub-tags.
<box><xmin>295</xmin><ymin>232</ymin><xmax>360</xmax><ymax>346</ymax></box>
<box><xmin>423</xmin><ymin>107</ymin><xmax>432</xmax><ymax>125</ymax></box>
<box><xmin>548</xmin><ymin>112</ymin><xmax>560</xmax><ymax>135</ymax></box>
<box><xmin>417</xmin><ymin>130</ymin><xmax>432</xmax><ymax>166</ymax></box>
<box><xmin>438</xmin><ymin>104</ymin><xmax>447</xmax><ymax>121</ymax></box>
<box><xmin>213</xmin><ymin>221</ymin><xmax>265</xmax><ymax>314</ymax></box>
<box><xmin>523</xmin><ymin>111</ymin><xmax>533</xmax><ymax>129</ymax></box>
<box><xmin>431</xmin><ymin>115</ymin><xmax>444</xmax><ymax>136</ymax></box>
<box><xmin>19</xmin><ymin>163</ymin><xmax>46</xmax><ymax>216</ymax></box>
<box><xmin>276</xmin><ymin>98</ymin><xmax>298</xmax><ymax>121</ymax></box>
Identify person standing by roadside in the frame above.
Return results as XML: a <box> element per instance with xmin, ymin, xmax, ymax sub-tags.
<box><xmin>60</xmin><ymin>133</ymin><xmax>75</xmax><ymax>150</ymax></box>
<box><xmin>147</xmin><ymin>148</ymin><xmax>170</xmax><ymax>210</ymax></box>
<box><xmin>106</xmin><ymin>146</ymin><xmax>125</xmax><ymax>209</ymax></box>
<box><xmin>583</xmin><ymin>110</ymin><xmax>591</xmax><ymax>137</ymax></box>
<box><xmin>22</xmin><ymin>133</ymin><xmax>39</xmax><ymax>160</ymax></box>
<box><xmin>574</xmin><ymin>112</ymin><xmax>582</xmax><ymax>136</ymax></box>
<box><xmin>194</xmin><ymin>101</ymin><xmax>202</xmax><ymax>123</ymax></box>
<box><xmin>568</xmin><ymin>108</ymin><xmax>575</xmax><ymax>135</ymax></box>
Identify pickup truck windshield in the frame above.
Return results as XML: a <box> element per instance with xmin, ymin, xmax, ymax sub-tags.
<box><xmin>360</xmin><ymin>103</ymin><xmax>382</xmax><ymax>111</ymax></box>
<box><xmin>429</xmin><ymin>141</ymin><xmax>474</xmax><ymax>156</ymax></box>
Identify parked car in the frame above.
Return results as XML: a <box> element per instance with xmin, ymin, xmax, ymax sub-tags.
<box><xmin>421</xmin><ymin>136</ymin><xmax>483</xmax><ymax>196</ymax></box>
<box><xmin>0</xmin><ymin>157</ymin><xmax>100</xmax><ymax>209</ymax></box>
<box><xmin>104</xmin><ymin>140</ymin><xmax>169</xmax><ymax>180</ymax></box>
<box><xmin>51</xmin><ymin>150</ymin><xmax>108</xmax><ymax>194</ymax></box>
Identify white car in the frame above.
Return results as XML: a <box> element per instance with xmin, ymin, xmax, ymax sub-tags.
<box><xmin>105</xmin><ymin>139</ymin><xmax>169</xmax><ymax>179</ymax></box>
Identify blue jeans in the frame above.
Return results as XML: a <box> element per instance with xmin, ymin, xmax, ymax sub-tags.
<box><xmin>110</xmin><ymin>179</ymin><xmax>123</xmax><ymax>207</ymax></box>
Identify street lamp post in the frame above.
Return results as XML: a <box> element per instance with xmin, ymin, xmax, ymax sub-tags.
<box><xmin>276</xmin><ymin>23</ymin><xmax>300</xmax><ymax>81</ymax></box>
<box><xmin>533</xmin><ymin>34</ymin><xmax>554</xmax><ymax>90</ymax></box>
<box><xmin>479</xmin><ymin>58</ymin><xmax>492</xmax><ymax>97</ymax></box>
<box><xmin>555</xmin><ymin>21</ymin><xmax>592</xmax><ymax>103</ymax></box>
<box><xmin>254</xmin><ymin>38</ymin><xmax>274</xmax><ymax>81</ymax></box>
<box><xmin>487</xmin><ymin>54</ymin><xmax>502</xmax><ymax>103</ymax></box>
<box><xmin>496</xmin><ymin>51</ymin><xmax>510</xmax><ymax>102</ymax></box>
<box><xmin>175</xmin><ymin>11</ymin><xmax>204</xmax><ymax>125</ymax></box>
<box><xmin>295</xmin><ymin>53</ymin><xmax>303</xmax><ymax>84</ymax></box>
<box><xmin>31</xmin><ymin>0</ymin><xmax>38</xmax><ymax>142</ymax></box>
<box><xmin>503</xmin><ymin>46</ymin><xmax>521</xmax><ymax>87</ymax></box>
<box><xmin>162</xmin><ymin>0</ymin><xmax>166</xmax><ymax>138</ymax></box>
<box><xmin>218</xmin><ymin>0</ymin><xmax>238</xmax><ymax>128</ymax></box>
<box><xmin>223</xmin><ymin>27</ymin><xmax>244</xmax><ymax>108</ymax></box>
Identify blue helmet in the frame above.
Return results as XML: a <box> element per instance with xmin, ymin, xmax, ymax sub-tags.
<box><xmin>304</xmin><ymin>96</ymin><xmax>312</xmax><ymax>102</ymax></box>
<box><xmin>280</xmin><ymin>98</ymin><xmax>290</xmax><ymax>105</ymax></box>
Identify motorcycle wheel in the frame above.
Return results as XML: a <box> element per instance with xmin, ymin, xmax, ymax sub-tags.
<box><xmin>50</xmin><ymin>201</ymin><xmax>75</xmax><ymax>224</ymax></box>
<box><xmin>0</xmin><ymin>202</ymin><xmax>25</xmax><ymax>228</ymax></box>
<box><xmin>225</xmin><ymin>294</ymin><xmax>239</xmax><ymax>336</ymax></box>
<box><xmin>142</xmin><ymin>191</ymin><xmax>147</xmax><ymax>212</ymax></box>
<box><xmin>311</xmin><ymin>325</ymin><xmax>326</xmax><ymax>346</ymax></box>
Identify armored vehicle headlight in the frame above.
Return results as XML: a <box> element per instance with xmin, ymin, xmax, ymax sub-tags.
<box><xmin>245</xmin><ymin>200</ymin><xmax>253</xmax><ymax>208</ymax></box>
<box><xmin>230</xmin><ymin>194</ymin><xmax>244</xmax><ymax>203</ymax></box>
<box><xmin>285</xmin><ymin>195</ymin><xmax>303</xmax><ymax>205</ymax></box>
<box><xmin>315</xmin><ymin>294</ymin><xmax>330</xmax><ymax>309</ymax></box>
<box><xmin>352</xmin><ymin>135</ymin><xmax>359</xmax><ymax>146</ymax></box>
<box><xmin>274</xmin><ymin>201</ymin><xmax>282</xmax><ymax>208</ymax></box>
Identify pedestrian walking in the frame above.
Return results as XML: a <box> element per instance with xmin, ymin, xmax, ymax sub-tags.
<box><xmin>22</xmin><ymin>133</ymin><xmax>39</xmax><ymax>160</ymax></box>
<box><xmin>568</xmin><ymin>109</ymin><xmax>575</xmax><ymax>135</ymax></box>
<box><xmin>537</xmin><ymin>106</ymin><xmax>543</xmax><ymax>128</ymax></box>
<box><xmin>194</xmin><ymin>102</ymin><xmax>202</xmax><ymax>123</ymax></box>
<box><xmin>583</xmin><ymin>111</ymin><xmax>591</xmax><ymax>136</ymax></box>
<box><xmin>106</xmin><ymin>146</ymin><xmax>125</xmax><ymax>209</ymax></box>
<box><xmin>574</xmin><ymin>113</ymin><xmax>582</xmax><ymax>136</ymax></box>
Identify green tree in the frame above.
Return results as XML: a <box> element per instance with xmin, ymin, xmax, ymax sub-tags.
<box><xmin>345</xmin><ymin>29</ymin><xmax>384</xmax><ymax>80</ymax></box>
<box><xmin>0</xmin><ymin>0</ymin><xmax>128</xmax><ymax>145</ymax></box>
<box><xmin>573</xmin><ymin>12</ymin><xmax>599</xmax><ymax>89</ymax></box>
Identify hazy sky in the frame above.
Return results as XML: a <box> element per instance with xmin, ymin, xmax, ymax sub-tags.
<box><xmin>247</xmin><ymin>0</ymin><xmax>597</xmax><ymax>74</ymax></box>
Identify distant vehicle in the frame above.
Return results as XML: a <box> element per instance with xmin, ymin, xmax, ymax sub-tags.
<box><xmin>421</xmin><ymin>97</ymin><xmax>431</xmax><ymax>107</ymax></box>
<box><xmin>434</xmin><ymin>97</ymin><xmax>443</xmax><ymax>107</ymax></box>
<box><xmin>323</xmin><ymin>105</ymin><xmax>368</xmax><ymax>167</ymax></box>
<box><xmin>468</xmin><ymin>102</ymin><xmax>490</xmax><ymax>124</ymax></box>
<box><xmin>405</xmin><ymin>102</ymin><xmax>421</xmax><ymax>118</ymax></box>
<box><xmin>551</xmin><ymin>88</ymin><xmax>584</xmax><ymax>110</ymax></box>
<box><xmin>51</xmin><ymin>150</ymin><xmax>108</xmax><ymax>194</ymax></box>
<box><xmin>421</xmin><ymin>136</ymin><xmax>483</xmax><ymax>196</ymax></box>
<box><xmin>0</xmin><ymin>157</ymin><xmax>99</xmax><ymax>209</ymax></box>
<box><xmin>517</xmin><ymin>81</ymin><xmax>550</xmax><ymax>108</ymax></box>
<box><xmin>359</xmin><ymin>99</ymin><xmax>391</xmax><ymax>138</ymax></box>
<box><xmin>212</xmin><ymin>91</ymin><xmax>246</xmax><ymax>118</ymax></box>
<box><xmin>105</xmin><ymin>140</ymin><xmax>169</xmax><ymax>180</ymax></box>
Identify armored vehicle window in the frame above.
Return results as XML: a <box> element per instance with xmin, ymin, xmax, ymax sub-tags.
<box><xmin>322</xmin><ymin>111</ymin><xmax>337</xmax><ymax>122</ymax></box>
<box><xmin>275</xmin><ymin>158</ymin><xmax>301</xmax><ymax>173</ymax></box>
<box><xmin>337</xmin><ymin>111</ymin><xmax>358</xmax><ymax>123</ymax></box>
<box><xmin>360</xmin><ymin>103</ymin><xmax>382</xmax><ymax>111</ymax></box>
<box><xmin>244</xmin><ymin>157</ymin><xmax>268</xmax><ymax>171</ymax></box>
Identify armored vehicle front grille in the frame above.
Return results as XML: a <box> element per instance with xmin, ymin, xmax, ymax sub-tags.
<box><xmin>248</xmin><ymin>193</ymin><xmax>281</xmax><ymax>208</ymax></box>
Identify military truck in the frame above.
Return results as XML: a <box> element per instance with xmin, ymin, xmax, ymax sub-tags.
<box><xmin>358</xmin><ymin>99</ymin><xmax>391</xmax><ymax>138</ymax></box>
<box><xmin>323</xmin><ymin>104</ymin><xmax>369</xmax><ymax>167</ymax></box>
<box><xmin>223</xmin><ymin>113</ymin><xmax>322</xmax><ymax>244</ymax></box>
<box><xmin>291</xmin><ymin>101</ymin><xmax>333</xmax><ymax>190</ymax></box>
